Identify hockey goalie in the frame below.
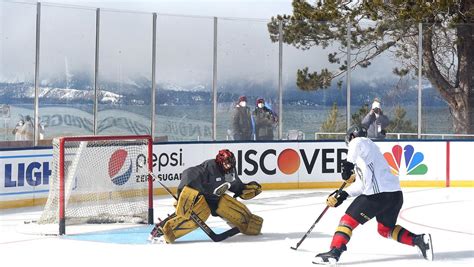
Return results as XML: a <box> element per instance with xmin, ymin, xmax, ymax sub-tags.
<box><xmin>149</xmin><ymin>149</ymin><xmax>263</xmax><ymax>243</ymax></box>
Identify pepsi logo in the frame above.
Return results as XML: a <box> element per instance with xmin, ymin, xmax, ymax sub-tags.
<box><xmin>108</xmin><ymin>149</ymin><xmax>133</xmax><ymax>185</ymax></box>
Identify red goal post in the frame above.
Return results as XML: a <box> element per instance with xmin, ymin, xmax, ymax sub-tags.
<box><xmin>38</xmin><ymin>135</ymin><xmax>154</xmax><ymax>235</ymax></box>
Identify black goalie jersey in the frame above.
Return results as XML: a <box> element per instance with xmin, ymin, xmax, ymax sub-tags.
<box><xmin>177</xmin><ymin>159</ymin><xmax>245</xmax><ymax>209</ymax></box>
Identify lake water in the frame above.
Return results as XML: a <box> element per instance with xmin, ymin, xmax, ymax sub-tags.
<box><xmin>0</xmin><ymin>103</ymin><xmax>453</xmax><ymax>142</ymax></box>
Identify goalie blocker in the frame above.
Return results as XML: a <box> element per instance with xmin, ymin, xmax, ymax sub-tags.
<box><xmin>151</xmin><ymin>149</ymin><xmax>263</xmax><ymax>243</ymax></box>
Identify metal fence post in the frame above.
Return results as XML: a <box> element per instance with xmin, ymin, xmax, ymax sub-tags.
<box><xmin>417</xmin><ymin>23</ymin><xmax>423</xmax><ymax>139</ymax></box>
<box><xmin>151</xmin><ymin>13</ymin><xmax>157</xmax><ymax>140</ymax></box>
<box><xmin>212</xmin><ymin>17</ymin><xmax>218</xmax><ymax>141</ymax></box>
<box><xmin>93</xmin><ymin>8</ymin><xmax>100</xmax><ymax>135</ymax></box>
<box><xmin>33</xmin><ymin>2</ymin><xmax>41</xmax><ymax>146</ymax></box>
<box><xmin>278</xmin><ymin>20</ymin><xmax>283</xmax><ymax>140</ymax></box>
<box><xmin>346</xmin><ymin>20</ymin><xmax>351</xmax><ymax>129</ymax></box>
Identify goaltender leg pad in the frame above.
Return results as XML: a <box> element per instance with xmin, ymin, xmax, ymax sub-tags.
<box><xmin>176</xmin><ymin>186</ymin><xmax>200</xmax><ymax>219</ymax></box>
<box><xmin>161</xmin><ymin>195</ymin><xmax>211</xmax><ymax>243</ymax></box>
<box><xmin>246</xmin><ymin>214</ymin><xmax>264</xmax><ymax>235</ymax></box>
<box><xmin>216</xmin><ymin>194</ymin><xmax>263</xmax><ymax>235</ymax></box>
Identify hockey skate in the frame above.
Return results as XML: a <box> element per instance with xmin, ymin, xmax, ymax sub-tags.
<box><xmin>313</xmin><ymin>245</ymin><xmax>346</xmax><ymax>265</ymax></box>
<box><xmin>148</xmin><ymin>216</ymin><xmax>168</xmax><ymax>243</ymax></box>
<box><xmin>148</xmin><ymin>224</ymin><xmax>163</xmax><ymax>240</ymax></box>
<box><xmin>148</xmin><ymin>214</ymin><xmax>176</xmax><ymax>243</ymax></box>
<box><xmin>413</xmin><ymin>234</ymin><xmax>433</xmax><ymax>261</ymax></box>
<box><xmin>148</xmin><ymin>225</ymin><xmax>169</xmax><ymax>244</ymax></box>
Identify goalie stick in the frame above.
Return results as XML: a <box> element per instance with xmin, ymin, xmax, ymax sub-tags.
<box><xmin>291</xmin><ymin>181</ymin><xmax>347</xmax><ymax>250</ymax></box>
<box><xmin>147</xmin><ymin>171</ymin><xmax>240</xmax><ymax>242</ymax></box>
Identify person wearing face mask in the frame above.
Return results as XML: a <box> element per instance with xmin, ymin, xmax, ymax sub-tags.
<box><xmin>361</xmin><ymin>98</ymin><xmax>390</xmax><ymax>140</ymax></box>
<box><xmin>253</xmin><ymin>98</ymin><xmax>278</xmax><ymax>140</ymax></box>
<box><xmin>232</xmin><ymin>96</ymin><xmax>253</xmax><ymax>140</ymax></box>
<box><xmin>21</xmin><ymin>115</ymin><xmax>35</xmax><ymax>141</ymax></box>
<box><xmin>12</xmin><ymin>119</ymin><xmax>25</xmax><ymax>141</ymax></box>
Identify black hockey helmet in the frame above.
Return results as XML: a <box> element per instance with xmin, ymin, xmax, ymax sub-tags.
<box><xmin>345</xmin><ymin>125</ymin><xmax>367</xmax><ymax>145</ymax></box>
<box><xmin>215</xmin><ymin>149</ymin><xmax>236</xmax><ymax>173</ymax></box>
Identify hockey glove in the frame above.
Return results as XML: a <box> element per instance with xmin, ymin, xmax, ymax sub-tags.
<box><xmin>345</xmin><ymin>174</ymin><xmax>356</xmax><ymax>184</ymax></box>
<box><xmin>341</xmin><ymin>160</ymin><xmax>355</xmax><ymax>181</ymax></box>
<box><xmin>326</xmin><ymin>190</ymin><xmax>349</xmax><ymax>208</ymax></box>
<box><xmin>238</xmin><ymin>181</ymin><xmax>262</xmax><ymax>200</ymax></box>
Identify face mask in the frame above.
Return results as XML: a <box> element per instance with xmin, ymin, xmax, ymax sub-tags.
<box><xmin>258</xmin><ymin>103</ymin><xmax>264</xmax><ymax>108</ymax></box>
<box><xmin>239</xmin><ymin>101</ymin><xmax>246</xmax><ymax>107</ymax></box>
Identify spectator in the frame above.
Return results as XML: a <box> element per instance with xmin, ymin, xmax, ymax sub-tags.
<box><xmin>253</xmin><ymin>98</ymin><xmax>278</xmax><ymax>140</ymax></box>
<box><xmin>12</xmin><ymin>119</ymin><xmax>25</xmax><ymax>141</ymax></box>
<box><xmin>20</xmin><ymin>115</ymin><xmax>35</xmax><ymax>141</ymax></box>
<box><xmin>361</xmin><ymin>98</ymin><xmax>389</xmax><ymax>140</ymax></box>
<box><xmin>232</xmin><ymin>96</ymin><xmax>253</xmax><ymax>141</ymax></box>
<box><xmin>38</xmin><ymin>120</ymin><xmax>46</xmax><ymax>140</ymax></box>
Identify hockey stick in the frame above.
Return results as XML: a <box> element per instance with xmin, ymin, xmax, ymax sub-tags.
<box><xmin>148</xmin><ymin>171</ymin><xmax>240</xmax><ymax>242</ymax></box>
<box><xmin>290</xmin><ymin>181</ymin><xmax>347</xmax><ymax>250</ymax></box>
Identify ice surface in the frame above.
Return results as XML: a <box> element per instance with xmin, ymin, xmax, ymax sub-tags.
<box><xmin>1</xmin><ymin>188</ymin><xmax>473</xmax><ymax>266</ymax></box>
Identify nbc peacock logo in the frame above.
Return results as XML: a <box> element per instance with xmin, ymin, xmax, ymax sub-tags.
<box><xmin>383</xmin><ymin>145</ymin><xmax>428</xmax><ymax>176</ymax></box>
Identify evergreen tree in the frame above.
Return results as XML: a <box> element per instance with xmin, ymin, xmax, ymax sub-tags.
<box><xmin>268</xmin><ymin>0</ymin><xmax>473</xmax><ymax>134</ymax></box>
<box><xmin>319</xmin><ymin>102</ymin><xmax>346</xmax><ymax>139</ymax></box>
<box><xmin>386</xmin><ymin>105</ymin><xmax>417</xmax><ymax>138</ymax></box>
<box><xmin>351</xmin><ymin>104</ymin><xmax>370</xmax><ymax>128</ymax></box>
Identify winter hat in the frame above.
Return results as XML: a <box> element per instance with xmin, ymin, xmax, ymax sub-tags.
<box><xmin>371</xmin><ymin>99</ymin><xmax>381</xmax><ymax>110</ymax></box>
<box><xmin>239</xmin><ymin>96</ymin><xmax>247</xmax><ymax>102</ymax></box>
<box><xmin>256</xmin><ymin>98</ymin><xmax>264</xmax><ymax>105</ymax></box>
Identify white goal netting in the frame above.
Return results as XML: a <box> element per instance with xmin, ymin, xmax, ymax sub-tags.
<box><xmin>35</xmin><ymin>135</ymin><xmax>153</xmax><ymax>234</ymax></box>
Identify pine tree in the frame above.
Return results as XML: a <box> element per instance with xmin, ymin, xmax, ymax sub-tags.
<box><xmin>268</xmin><ymin>0</ymin><xmax>474</xmax><ymax>134</ymax></box>
<box><xmin>386</xmin><ymin>105</ymin><xmax>417</xmax><ymax>138</ymax></box>
<box><xmin>319</xmin><ymin>102</ymin><xmax>346</xmax><ymax>139</ymax></box>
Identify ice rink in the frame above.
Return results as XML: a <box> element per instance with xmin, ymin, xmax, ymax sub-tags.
<box><xmin>1</xmin><ymin>187</ymin><xmax>473</xmax><ymax>266</ymax></box>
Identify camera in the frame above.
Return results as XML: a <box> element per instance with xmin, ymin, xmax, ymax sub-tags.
<box><xmin>373</xmin><ymin>108</ymin><xmax>380</xmax><ymax>114</ymax></box>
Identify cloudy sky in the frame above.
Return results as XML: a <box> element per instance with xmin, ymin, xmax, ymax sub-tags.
<box><xmin>18</xmin><ymin>0</ymin><xmax>295</xmax><ymax>19</ymax></box>
<box><xmin>1</xmin><ymin>0</ymin><xmax>398</xmax><ymax>88</ymax></box>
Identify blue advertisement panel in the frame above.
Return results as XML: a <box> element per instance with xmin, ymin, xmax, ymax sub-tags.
<box><xmin>0</xmin><ymin>149</ymin><xmax>53</xmax><ymax>201</ymax></box>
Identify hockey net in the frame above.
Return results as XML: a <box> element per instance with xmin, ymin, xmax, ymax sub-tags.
<box><xmin>36</xmin><ymin>135</ymin><xmax>154</xmax><ymax>235</ymax></box>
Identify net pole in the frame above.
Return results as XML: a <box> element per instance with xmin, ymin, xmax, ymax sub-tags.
<box><xmin>147</xmin><ymin>136</ymin><xmax>154</xmax><ymax>224</ymax></box>
<box><xmin>59</xmin><ymin>138</ymin><xmax>65</xmax><ymax>235</ymax></box>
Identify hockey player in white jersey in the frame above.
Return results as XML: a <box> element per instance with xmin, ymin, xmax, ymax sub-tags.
<box><xmin>313</xmin><ymin>125</ymin><xmax>433</xmax><ymax>265</ymax></box>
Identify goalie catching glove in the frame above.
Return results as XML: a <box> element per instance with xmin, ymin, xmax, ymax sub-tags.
<box><xmin>235</xmin><ymin>181</ymin><xmax>262</xmax><ymax>200</ymax></box>
<box><xmin>326</xmin><ymin>190</ymin><xmax>349</xmax><ymax>207</ymax></box>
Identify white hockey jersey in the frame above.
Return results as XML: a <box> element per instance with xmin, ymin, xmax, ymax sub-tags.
<box><xmin>345</xmin><ymin>137</ymin><xmax>401</xmax><ymax>197</ymax></box>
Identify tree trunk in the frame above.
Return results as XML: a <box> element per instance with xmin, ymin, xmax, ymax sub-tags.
<box><xmin>456</xmin><ymin>23</ymin><xmax>474</xmax><ymax>134</ymax></box>
<box><xmin>423</xmin><ymin>23</ymin><xmax>473</xmax><ymax>134</ymax></box>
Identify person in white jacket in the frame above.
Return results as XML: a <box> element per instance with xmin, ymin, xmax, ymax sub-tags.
<box><xmin>313</xmin><ymin>125</ymin><xmax>433</xmax><ymax>265</ymax></box>
<box><xmin>361</xmin><ymin>98</ymin><xmax>390</xmax><ymax>140</ymax></box>
<box><xmin>12</xmin><ymin>119</ymin><xmax>25</xmax><ymax>141</ymax></box>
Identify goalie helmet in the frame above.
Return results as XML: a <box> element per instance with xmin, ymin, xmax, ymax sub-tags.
<box><xmin>215</xmin><ymin>149</ymin><xmax>236</xmax><ymax>174</ymax></box>
<box><xmin>345</xmin><ymin>125</ymin><xmax>367</xmax><ymax>145</ymax></box>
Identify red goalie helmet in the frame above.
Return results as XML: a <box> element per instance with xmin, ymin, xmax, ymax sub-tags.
<box><xmin>215</xmin><ymin>149</ymin><xmax>236</xmax><ymax>173</ymax></box>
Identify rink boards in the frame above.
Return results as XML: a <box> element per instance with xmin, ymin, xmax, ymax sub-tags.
<box><xmin>1</xmin><ymin>140</ymin><xmax>473</xmax><ymax>209</ymax></box>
